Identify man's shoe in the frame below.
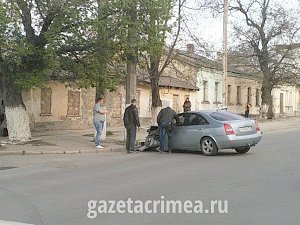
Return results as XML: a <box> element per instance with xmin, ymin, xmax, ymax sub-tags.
<box><xmin>96</xmin><ymin>145</ymin><xmax>104</xmax><ymax>149</ymax></box>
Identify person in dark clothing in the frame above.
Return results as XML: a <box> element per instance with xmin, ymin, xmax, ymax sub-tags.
<box><xmin>157</xmin><ymin>106</ymin><xmax>179</xmax><ymax>153</ymax></box>
<box><xmin>245</xmin><ymin>103</ymin><xmax>251</xmax><ymax>118</ymax></box>
<box><xmin>123</xmin><ymin>99</ymin><xmax>140</xmax><ymax>153</ymax></box>
<box><xmin>183</xmin><ymin>98</ymin><xmax>191</xmax><ymax>112</ymax></box>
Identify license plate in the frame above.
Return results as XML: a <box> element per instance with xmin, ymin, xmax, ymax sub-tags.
<box><xmin>239</xmin><ymin>126</ymin><xmax>252</xmax><ymax>132</ymax></box>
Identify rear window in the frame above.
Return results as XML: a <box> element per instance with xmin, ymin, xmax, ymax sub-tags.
<box><xmin>209</xmin><ymin>111</ymin><xmax>245</xmax><ymax>121</ymax></box>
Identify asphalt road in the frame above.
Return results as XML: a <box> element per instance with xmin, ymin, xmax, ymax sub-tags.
<box><xmin>0</xmin><ymin>128</ymin><xmax>300</xmax><ymax>225</ymax></box>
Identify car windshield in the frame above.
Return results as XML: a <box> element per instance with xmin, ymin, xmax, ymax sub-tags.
<box><xmin>209</xmin><ymin>111</ymin><xmax>245</xmax><ymax>121</ymax></box>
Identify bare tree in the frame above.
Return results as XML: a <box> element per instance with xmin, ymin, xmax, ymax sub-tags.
<box><xmin>228</xmin><ymin>0</ymin><xmax>300</xmax><ymax>118</ymax></box>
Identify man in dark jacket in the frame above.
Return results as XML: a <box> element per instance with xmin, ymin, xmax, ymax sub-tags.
<box><xmin>123</xmin><ymin>99</ymin><xmax>140</xmax><ymax>153</ymax></box>
<box><xmin>183</xmin><ymin>98</ymin><xmax>191</xmax><ymax>112</ymax></box>
<box><xmin>157</xmin><ymin>106</ymin><xmax>179</xmax><ymax>153</ymax></box>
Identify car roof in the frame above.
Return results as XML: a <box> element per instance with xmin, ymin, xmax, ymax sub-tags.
<box><xmin>179</xmin><ymin>110</ymin><xmax>218</xmax><ymax>114</ymax></box>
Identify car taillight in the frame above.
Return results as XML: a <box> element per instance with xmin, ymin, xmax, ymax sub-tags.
<box><xmin>224</xmin><ymin>124</ymin><xmax>235</xmax><ymax>135</ymax></box>
<box><xmin>255</xmin><ymin>120</ymin><xmax>260</xmax><ymax>132</ymax></box>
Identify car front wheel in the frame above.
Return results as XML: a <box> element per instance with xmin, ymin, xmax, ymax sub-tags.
<box><xmin>201</xmin><ymin>137</ymin><xmax>218</xmax><ymax>156</ymax></box>
<box><xmin>235</xmin><ymin>146</ymin><xmax>251</xmax><ymax>154</ymax></box>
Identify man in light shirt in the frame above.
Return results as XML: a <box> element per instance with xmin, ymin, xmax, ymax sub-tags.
<box><xmin>93</xmin><ymin>97</ymin><xmax>107</xmax><ymax>149</ymax></box>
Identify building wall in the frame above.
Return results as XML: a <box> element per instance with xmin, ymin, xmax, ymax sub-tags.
<box><xmin>272</xmin><ymin>85</ymin><xmax>297</xmax><ymax>117</ymax></box>
<box><xmin>195</xmin><ymin>68</ymin><xmax>262</xmax><ymax>116</ymax></box>
<box><xmin>21</xmin><ymin>81</ymin><xmax>96</xmax><ymax>131</ymax></box>
<box><xmin>226</xmin><ymin>75</ymin><xmax>262</xmax><ymax>115</ymax></box>
<box><xmin>296</xmin><ymin>86</ymin><xmax>300</xmax><ymax>116</ymax></box>
<box><xmin>195</xmin><ymin>68</ymin><xmax>223</xmax><ymax>111</ymax></box>
<box><xmin>162</xmin><ymin>56</ymin><xmax>198</xmax><ymax>86</ymax></box>
<box><xmin>160</xmin><ymin>87</ymin><xmax>197</xmax><ymax>113</ymax></box>
<box><xmin>104</xmin><ymin>83</ymin><xmax>197</xmax><ymax>127</ymax></box>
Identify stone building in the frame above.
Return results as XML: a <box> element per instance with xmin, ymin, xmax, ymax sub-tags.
<box><xmin>104</xmin><ymin>76</ymin><xmax>199</xmax><ymax>127</ymax></box>
<box><xmin>0</xmin><ymin>81</ymin><xmax>96</xmax><ymax>131</ymax></box>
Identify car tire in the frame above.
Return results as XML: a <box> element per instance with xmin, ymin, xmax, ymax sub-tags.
<box><xmin>201</xmin><ymin>137</ymin><xmax>218</xmax><ymax>156</ymax></box>
<box><xmin>235</xmin><ymin>146</ymin><xmax>251</xmax><ymax>154</ymax></box>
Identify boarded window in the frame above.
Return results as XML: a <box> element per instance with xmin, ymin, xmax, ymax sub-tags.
<box><xmin>67</xmin><ymin>90</ymin><xmax>80</xmax><ymax>116</ymax></box>
<box><xmin>256</xmin><ymin>89</ymin><xmax>260</xmax><ymax>106</ymax></box>
<box><xmin>41</xmin><ymin>88</ymin><xmax>52</xmax><ymax>115</ymax></box>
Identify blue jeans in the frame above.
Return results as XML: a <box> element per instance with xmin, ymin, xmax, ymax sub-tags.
<box><xmin>159</xmin><ymin>122</ymin><xmax>172</xmax><ymax>151</ymax></box>
<box><xmin>94</xmin><ymin>121</ymin><xmax>104</xmax><ymax>146</ymax></box>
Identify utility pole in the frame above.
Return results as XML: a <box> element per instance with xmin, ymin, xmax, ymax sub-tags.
<box><xmin>222</xmin><ymin>0</ymin><xmax>229</xmax><ymax>108</ymax></box>
<box><xmin>126</xmin><ymin>0</ymin><xmax>138</xmax><ymax>104</ymax></box>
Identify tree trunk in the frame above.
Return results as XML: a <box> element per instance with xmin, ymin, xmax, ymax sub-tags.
<box><xmin>150</xmin><ymin>57</ymin><xmax>162</xmax><ymax>124</ymax></box>
<box><xmin>261</xmin><ymin>85</ymin><xmax>273</xmax><ymax>119</ymax></box>
<box><xmin>125</xmin><ymin>0</ymin><xmax>137</xmax><ymax>104</ymax></box>
<box><xmin>1</xmin><ymin>70</ymin><xmax>31</xmax><ymax>142</ymax></box>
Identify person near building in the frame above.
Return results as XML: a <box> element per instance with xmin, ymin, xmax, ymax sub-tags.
<box><xmin>157</xmin><ymin>106</ymin><xmax>179</xmax><ymax>153</ymax></box>
<box><xmin>183</xmin><ymin>97</ymin><xmax>191</xmax><ymax>112</ymax></box>
<box><xmin>245</xmin><ymin>103</ymin><xmax>251</xmax><ymax>118</ymax></box>
<box><xmin>93</xmin><ymin>97</ymin><xmax>107</xmax><ymax>149</ymax></box>
<box><xmin>123</xmin><ymin>99</ymin><xmax>140</xmax><ymax>153</ymax></box>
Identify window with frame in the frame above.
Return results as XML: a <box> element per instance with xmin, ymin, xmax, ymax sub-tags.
<box><xmin>214</xmin><ymin>82</ymin><xmax>220</xmax><ymax>102</ymax></box>
<box><xmin>237</xmin><ymin>86</ymin><xmax>241</xmax><ymax>105</ymax></box>
<box><xmin>67</xmin><ymin>90</ymin><xmax>80</xmax><ymax>116</ymax></box>
<box><xmin>203</xmin><ymin>81</ymin><xmax>208</xmax><ymax>102</ymax></box>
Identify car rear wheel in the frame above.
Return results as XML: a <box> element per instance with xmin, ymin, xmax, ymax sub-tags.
<box><xmin>235</xmin><ymin>146</ymin><xmax>251</xmax><ymax>154</ymax></box>
<box><xmin>201</xmin><ymin>137</ymin><xmax>218</xmax><ymax>156</ymax></box>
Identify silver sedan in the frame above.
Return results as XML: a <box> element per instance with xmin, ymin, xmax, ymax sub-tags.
<box><xmin>171</xmin><ymin>110</ymin><xmax>262</xmax><ymax>156</ymax></box>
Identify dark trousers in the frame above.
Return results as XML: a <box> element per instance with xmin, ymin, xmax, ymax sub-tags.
<box><xmin>245</xmin><ymin>110</ymin><xmax>249</xmax><ymax>118</ymax></box>
<box><xmin>126</xmin><ymin>125</ymin><xmax>137</xmax><ymax>152</ymax></box>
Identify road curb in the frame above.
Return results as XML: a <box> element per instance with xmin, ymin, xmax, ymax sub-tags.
<box><xmin>0</xmin><ymin>147</ymin><xmax>124</xmax><ymax>156</ymax></box>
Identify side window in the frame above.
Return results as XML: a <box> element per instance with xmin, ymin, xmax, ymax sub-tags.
<box><xmin>197</xmin><ymin>115</ymin><xmax>209</xmax><ymax>125</ymax></box>
<box><xmin>177</xmin><ymin>114</ymin><xmax>190</xmax><ymax>126</ymax></box>
<box><xmin>177</xmin><ymin>114</ymin><xmax>208</xmax><ymax>126</ymax></box>
<box><xmin>187</xmin><ymin>114</ymin><xmax>209</xmax><ymax>126</ymax></box>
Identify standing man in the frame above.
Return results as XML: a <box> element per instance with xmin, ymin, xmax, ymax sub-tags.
<box><xmin>157</xmin><ymin>106</ymin><xmax>179</xmax><ymax>153</ymax></box>
<box><xmin>245</xmin><ymin>103</ymin><xmax>251</xmax><ymax>118</ymax></box>
<box><xmin>183</xmin><ymin>97</ymin><xmax>191</xmax><ymax>112</ymax></box>
<box><xmin>93</xmin><ymin>97</ymin><xmax>107</xmax><ymax>149</ymax></box>
<box><xmin>123</xmin><ymin>99</ymin><xmax>140</xmax><ymax>153</ymax></box>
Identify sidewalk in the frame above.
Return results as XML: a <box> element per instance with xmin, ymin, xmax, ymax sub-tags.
<box><xmin>0</xmin><ymin>117</ymin><xmax>300</xmax><ymax>156</ymax></box>
<box><xmin>0</xmin><ymin>127</ymin><xmax>149</xmax><ymax>156</ymax></box>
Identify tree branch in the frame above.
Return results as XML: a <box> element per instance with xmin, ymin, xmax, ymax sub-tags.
<box><xmin>158</xmin><ymin>0</ymin><xmax>186</xmax><ymax>76</ymax></box>
<box><xmin>16</xmin><ymin>0</ymin><xmax>38</xmax><ymax>44</ymax></box>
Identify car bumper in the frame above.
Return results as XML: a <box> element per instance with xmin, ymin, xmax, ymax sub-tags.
<box><xmin>216</xmin><ymin>132</ymin><xmax>262</xmax><ymax>149</ymax></box>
